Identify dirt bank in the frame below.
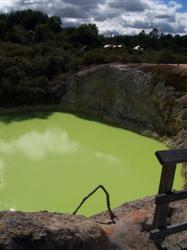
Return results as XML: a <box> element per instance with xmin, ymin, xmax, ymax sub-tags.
<box><xmin>1</xmin><ymin>197</ymin><xmax>187</xmax><ymax>250</ymax></box>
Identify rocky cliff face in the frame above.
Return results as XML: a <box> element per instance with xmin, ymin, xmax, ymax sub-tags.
<box><xmin>61</xmin><ymin>64</ymin><xmax>169</xmax><ymax>136</ymax></box>
<box><xmin>61</xmin><ymin>64</ymin><xmax>186</xmax><ymax>139</ymax></box>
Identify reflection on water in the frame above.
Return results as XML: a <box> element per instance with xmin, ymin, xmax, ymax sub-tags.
<box><xmin>0</xmin><ymin>160</ymin><xmax>5</xmax><ymax>188</ymax></box>
<box><xmin>3</xmin><ymin>128</ymin><xmax>79</xmax><ymax>160</ymax></box>
<box><xmin>1</xmin><ymin>112</ymin><xmax>183</xmax><ymax>215</ymax></box>
<box><xmin>95</xmin><ymin>151</ymin><xmax>121</xmax><ymax>164</ymax></box>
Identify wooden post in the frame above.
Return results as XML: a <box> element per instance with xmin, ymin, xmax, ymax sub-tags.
<box><xmin>153</xmin><ymin>163</ymin><xmax>176</xmax><ymax>229</ymax></box>
<box><xmin>150</xmin><ymin>149</ymin><xmax>187</xmax><ymax>247</ymax></box>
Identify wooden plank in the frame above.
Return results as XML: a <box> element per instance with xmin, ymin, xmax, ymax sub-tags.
<box><xmin>158</xmin><ymin>164</ymin><xmax>176</xmax><ymax>194</ymax></box>
<box><xmin>169</xmin><ymin>243</ymin><xmax>183</xmax><ymax>250</ymax></box>
<box><xmin>155</xmin><ymin>190</ymin><xmax>187</xmax><ymax>204</ymax></box>
<box><xmin>151</xmin><ymin>149</ymin><xmax>187</xmax><ymax>246</ymax></box>
<box><xmin>178</xmin><ymin>239</ymin><xmax>187</xmax><ymax>249</ymax></box>
<box><xmin>150</xmin><ymin>222</ymin><xmax>187</xmax><ymax>241</ymax></box>
<box><xmin>153</xmin><ymin>164</ymin><xmax>176</xmax><ymax>229</ymax></box>
<box><xmin>155</xmin><ymin>149</ymin><xmax>187</xmax><ymax>165</ymax></box>
<box><xmin>152</xmin><ymin>203</ymin><xmax>170</xmax><ymax>229</ymax></box>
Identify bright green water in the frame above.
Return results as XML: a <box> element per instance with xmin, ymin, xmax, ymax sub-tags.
<box><xmin>0</xmin><ymin>112</ymin><xmax>183</xmax><ymax>216</ymax></box>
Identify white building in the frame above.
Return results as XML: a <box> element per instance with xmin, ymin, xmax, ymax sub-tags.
<box><xmin>133</xmin><ymin>45</ymin><xmax>144</xmax><ymax>51</ymax></box>
<box><xmin>104</xmin><ymin>44</ymin><xmax>123</xmax><ymax>49</ymax></box>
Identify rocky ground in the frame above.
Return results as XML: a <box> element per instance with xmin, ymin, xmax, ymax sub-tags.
<box><xmin>1</xmin><ymin>197</ymin><xmax>187</xmax><ymax>250</ymax></box>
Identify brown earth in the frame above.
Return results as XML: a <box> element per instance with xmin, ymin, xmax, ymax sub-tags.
<box><xmin>139</xmin><ymin>64</ymin><xmax>187</xmax><ymax>91</ymax></box>
<box><xmin>1</xmin><ymin>197</ymin><xmax>187</xmax><ymax>250</ymax></box>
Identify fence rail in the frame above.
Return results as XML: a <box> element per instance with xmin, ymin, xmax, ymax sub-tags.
<box><xmin>150</xmin><ymin>149</ymin><xmax>187</xmax><ymax>249</ymax></box>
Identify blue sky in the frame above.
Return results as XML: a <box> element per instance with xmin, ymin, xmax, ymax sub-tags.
<box><xmin>178</xmin><ymin>0</ymin><xmax>187</xmax><ymax>12</ymax></box>
<box><xmin>164</xmin><ymin>0</ymin><xmax>187</xmax><ymax>11</ymax></box>
<box><xmin>0</xmin><ymin>0</ymin><xmax>187</xmax><ymax>34</ymax></box>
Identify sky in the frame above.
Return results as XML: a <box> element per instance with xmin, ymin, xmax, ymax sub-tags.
<box><xmin>0</xmin><ymin>0</ymin><xmax>187</xmax><ymax>35</ymax></box>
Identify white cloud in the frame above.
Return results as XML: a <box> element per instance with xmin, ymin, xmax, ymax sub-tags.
<box><xmin>0</xmin><ymin>0</ymin><xmax>186</xmax><ymax>34</ymax></box>
<box><xmin>3</xmin><ymin>128</ymin><xmax>79</xmax><ymax>160</ymax></box>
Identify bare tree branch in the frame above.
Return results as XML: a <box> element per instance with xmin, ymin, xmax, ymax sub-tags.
<box><xmin>73</xmin><ymin>185</ymin><xmax>116</xmax><ymax>223</ymax></box>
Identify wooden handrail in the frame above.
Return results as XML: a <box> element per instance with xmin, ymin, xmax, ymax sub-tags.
<box><xmin>156</xmin><ymin>149</ymin><xmax>187</xmax><ymax>165</ymax></box>
<box><xmin>150</xmin><ymin>149</ymin><xmax>187</xmax><ymax>249</ymax></box>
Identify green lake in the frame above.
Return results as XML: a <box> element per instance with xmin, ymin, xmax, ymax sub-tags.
<box><xmin>0</xmin><ymin>112</ymin><xmax>183</xmax><ymax>216</ymax></box>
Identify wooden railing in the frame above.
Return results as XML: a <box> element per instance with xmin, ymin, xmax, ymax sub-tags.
<box><xmin>150</xmin><ymin>149</ymin><xmax>187</xmax><ymax>249</ymax></box>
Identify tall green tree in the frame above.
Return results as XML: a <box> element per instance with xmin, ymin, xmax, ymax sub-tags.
<box><xmin>47</xmin><ymin>16</ymin><xmax>62</xmax><ymax>33</ymax></box>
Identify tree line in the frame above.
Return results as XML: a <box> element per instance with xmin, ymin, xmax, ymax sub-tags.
<box><xmin>0</xmin><ymin>9</ymin><xmax>187</xmax><ymax>107</ymax></box>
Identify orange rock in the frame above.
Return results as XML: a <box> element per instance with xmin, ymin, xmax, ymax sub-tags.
<box><xmin>129</xmin><ymin>210</ymin><xmax>146</xmax><ymax>224</ymax></box>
